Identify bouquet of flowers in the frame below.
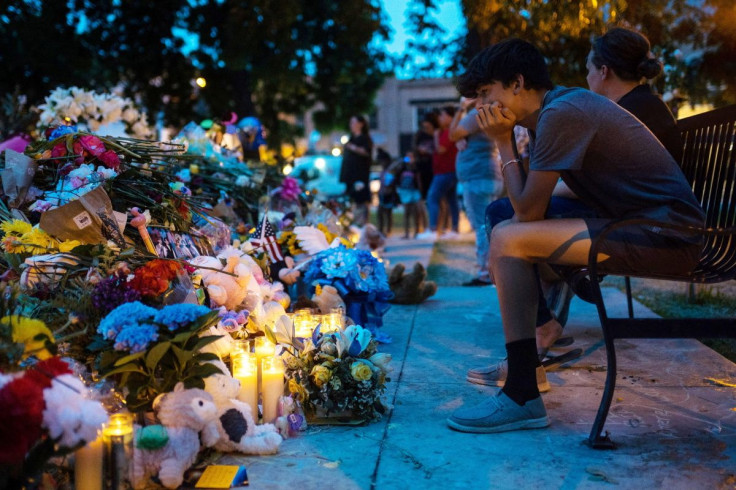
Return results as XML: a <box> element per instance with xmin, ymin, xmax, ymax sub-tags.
<box><xmin>92</xmin><ymin>301</ymin><xmax>222</xmax><ymax>412</ymax></box>
<box><xmin>0</xmin><ymin>313</ymin><xmax>108</xmax><ymax>487</ymax></box>
<box><xmin>283</xmin><ymin>325</ymin><xmax>391</xmax><ymax>422</ymax></box>
<box><xmin>303</xmin><ymin>245</ymin><xmax>393</xmax><ymax>339</ymax></box>
<box><xmin>36</xmin><ymin>87</ymin><xmax>152</xmax><ymax>138</ymax></box>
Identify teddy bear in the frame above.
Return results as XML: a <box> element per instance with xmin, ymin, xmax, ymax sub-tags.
<box><xmin>130</xmin><ymin>383</ymin><xmax>218</xmax><ymax>489</ymax></box>
<box><xmin>311</xmin><ymin>284</ymin><xmax>345</xmax><ymax>314</ymax></box>
<box><xmin>190</xmin><ymin>254</ymin><xmax>254</xmax><ymax>310</ymax></box>
<box><xmin>200</xmin><ymin>359</ymin><xmax>282</xmax><ymax>455</ymax></box>
<box><xmin>388</xmin><ymin>262</ymin><xmax>437</xmax><ymax>305</ymax></box>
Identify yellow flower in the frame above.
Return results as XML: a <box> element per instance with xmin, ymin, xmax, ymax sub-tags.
<box><xmin>0</xmin><ymin>220</ymin><xmax>33</xmax><ymax>237</ymax></box>
<box><xmin>288</xmin><ymin>378</ymin><xmax>308</xmax><ymax>402</ymax></box>
<box><xmin>311</xmin><ymin>364</ymin><xmax>332</xmax><ymax>387</ymax></box>
<box><xmin>58</xmin><ymin>239</ymin><xmax>82</xmax><ymax>252</ymax></box>
<box><xmin>350</xmin><ymin>361</ymin><xmax>373</xmax><ymax>381</ymax></box>
<box><xmin>3</xmin><ymin>315</ymin><xmax>55</xmax><ymax>360</ymax></box>
<box><xmin>22</xmin><ymin>226</ymin><xmax>58</xmax><ymax>251</ymax></box>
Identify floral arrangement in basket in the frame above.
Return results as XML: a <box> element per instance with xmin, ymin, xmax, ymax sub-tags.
<box><xmin>303</xmin><ymin>245</ymin><xmax>393</xmax><ymax>341</ymax></box>
<box><xmin>282</xmin><ymin>324</ymin><xmax>391</xmax><ymax>422</ymax></box>
<box><xmin>36</xmin><ymin>87</ymin><xmax>152</xmax><ymax>138</ymax></box>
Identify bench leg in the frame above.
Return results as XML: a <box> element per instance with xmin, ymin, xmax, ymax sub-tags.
<box><xmin>588</xmin><ymin>327</ymin><xmax>618</xmax><ymax>449</ymax></box>
<box><xmin>624</xmin><ymin>276</ymin><xmax>634</xmax><ymax>318</ymax></box>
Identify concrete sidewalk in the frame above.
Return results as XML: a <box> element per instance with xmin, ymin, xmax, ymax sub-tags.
<box><xmin>227</xmin><ymin>235</ymin><xmax>736</xmax><ymax>489</ymax></box>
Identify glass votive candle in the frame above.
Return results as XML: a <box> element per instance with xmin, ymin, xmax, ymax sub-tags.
<box><xmin>102</xmin><ymin>412</ymin><xmax>134</xmax><ymax>490</ymax></box>
<box><xmin>260</xmin><ymin>356</ymin><xmax>285</xmax><ymax>423</ymax></box>
<box><xmin>232</xmin><ymin>353</ymin><xmax>258</xmax><ymax>416</ymax></box>
<box><xmin>75</xmin><ymin>429</ymin><xmax>104</xmax><ymax>490</ymax></box>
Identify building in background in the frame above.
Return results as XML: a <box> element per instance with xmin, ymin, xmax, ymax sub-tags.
<box><xmin>371</xmin><ymin>77</ymin><xmax>459</xmax><ymax>159</ymax></box>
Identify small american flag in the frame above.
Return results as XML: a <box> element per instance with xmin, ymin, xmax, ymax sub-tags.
<box><xmin>249</xmin><ymin>215</ymin><xmax>284</xmax><ymax>264</ymax></box>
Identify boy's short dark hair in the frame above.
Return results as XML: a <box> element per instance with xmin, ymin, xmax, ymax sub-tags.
<box><xmin>456</xmin><ymin>38</ymin><xmax>554</xmax><ymax>97</ymax></box>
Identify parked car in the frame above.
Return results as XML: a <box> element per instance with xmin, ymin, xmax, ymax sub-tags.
<box><xmin>291</xmin><ymin>154</ymin><xmax>381</xmax><ymax>201</ymax></box>
<box><xmin>290</xmin><ymin>155</ymin><xmax>344</xmax><ymax>200</ymax></box>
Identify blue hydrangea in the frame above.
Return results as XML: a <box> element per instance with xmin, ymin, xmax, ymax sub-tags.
<box><xmin>97</xmin><ymin>301</ymin><xmax>157</xmax><ymax>340</ymax></box>
<box><xmin>305</xmin><ymin>245</ymin><xmax>390</xmax><ymax>294</ymax></box>
<box><xmin>153</xmin><ymin>303</ymin><xmax>212</xmax><ymax>331</ymax></box>
<box><xmin>113</xmin><ymin>323</ymin><xmax>159</xmax><ymax>353</ymax></box>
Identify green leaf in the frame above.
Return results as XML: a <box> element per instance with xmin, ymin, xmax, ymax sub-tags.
<box><xmin>190</xmin><ymin>335</ymin><xmax>223</xmax><ymax>352</ymax></box>
<box><xmin>189</xmin><ymin>362</ymin><xmax>224</xmax><ymax>379</ymax></box>
<box><xmin>145</xmin><ymin>341</ymin><xmax>171</xmax><ymax>370</ymax></box>
<box><xmin>102</xmin><ymin>364</ymin><xmax>148</xmax><ymax>377</ymax></box>
<box><xmin>113</xmin><ymin>350</ymin><xmax>146</xmax><ymax>367</ymax></box>
<box><xmin>170</xmin><ymin>344</ymin><xmax>192</xmax><ymax>366</ymax></box>
<box><xmin>193</xmin><ymin>352</ymin><xmax>220</xmax><ymax>364</ymax></box>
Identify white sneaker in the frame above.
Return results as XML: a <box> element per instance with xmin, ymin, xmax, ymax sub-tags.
<box><xmin>415</xmin><ymin>230</ymin><xmax>438</xmax><ymax>240</ymax></box>
<box><xmin>440</xmin><ymin>231</ymin><xmax>460</xmax><ymax>240</ymax></box>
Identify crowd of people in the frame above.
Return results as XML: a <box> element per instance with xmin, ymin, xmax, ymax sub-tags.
<box><xmin>340</xmin><ymin>25</ymin><xmax>702</xmax><ymax>435</ymax></box>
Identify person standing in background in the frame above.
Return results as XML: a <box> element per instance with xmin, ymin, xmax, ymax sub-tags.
<box><xmin>339</xmin><ymin>115</ymin><xmax>373</xmax><ymax>226</ymax></box>
<box><xmin>416</xmin><ymin>105</ymin><xmax>459</xmax><ymax>240</ymax></box>
<box><xmin>413</xmin><ymin>112</ymin><xmax>438</xmax><ymax>233</ymax></box>
<box><xmin>449</xmin><ymin>97</ymin><xmax>502</xmax><ymax>286</ymax></box>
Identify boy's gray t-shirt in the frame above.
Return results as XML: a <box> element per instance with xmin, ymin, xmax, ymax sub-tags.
<box><xmin>456</xmin><ymin>108</ymin><xmax>499</xmax><ymax>182</ymax></box>
<box><xmin>529</xmin><ymin>86</ymin><xmax>704</xmax><ymax>228</ymax></box>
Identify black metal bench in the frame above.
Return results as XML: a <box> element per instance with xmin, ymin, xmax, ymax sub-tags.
<box><xmin>584</xmin><ymin>104</ymin><xmax>736</xmax><ymax>449</ymax></box>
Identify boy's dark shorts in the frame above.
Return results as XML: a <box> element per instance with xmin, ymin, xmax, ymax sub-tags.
<box><xmin>584</xmin><ymin>218</ymin><xmax>702</xmax><ymax>277</ymax></box>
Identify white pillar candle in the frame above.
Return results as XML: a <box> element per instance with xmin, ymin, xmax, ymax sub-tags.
<box><xmin>261</xmin><ymin>356</ymin><xmax>285</xmax><ymax>423</ymax></box>
<box><xmin>232</xmin><ymin>353</ymin><xmax>259</xmax><ymax>416</ymax></box>
<box><xmin>75</xmin><ymin>434</ymin><xmax>103</xmax><ymax>490</ymax></box>
<box><xmin>254</xmin><ymin>336</ymin><xmax>275</xmax><ymax>404</ymax></box>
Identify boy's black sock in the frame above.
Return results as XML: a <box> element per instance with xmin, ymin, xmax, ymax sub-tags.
<box><xmin>501</xmin><ymin>338</ymin><xmax>541</xmax><ymax>405</ymax></box>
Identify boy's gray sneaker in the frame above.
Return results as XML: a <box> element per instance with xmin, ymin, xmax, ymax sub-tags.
<box><xmin>447</xmin><ymin>391</ymin><xmax>550</xmax><ymax>433</ymax></box>
<box><xmin>466</xmin><ymin>360</ymin><xmax>550</xmax><ymax>393</ymax></box>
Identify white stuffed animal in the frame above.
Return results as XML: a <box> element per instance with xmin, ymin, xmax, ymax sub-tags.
<box><xmin>130</xmin><ymin>383</ymin><xmax>217</xmax><ymax>489</ymax></box>
<box><xmin>190</xmin><ymin>255</ymin><xmax>253</xmax><ymax>310</ymax></box>
<box><xmin>201</xmin><ymin>359</ymin><xmax>283</xmax><ymax>455</ymax></box>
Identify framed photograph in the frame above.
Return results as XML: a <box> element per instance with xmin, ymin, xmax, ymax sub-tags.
<box><xmin>148</xmin><ymin>227</ymin><xmax>214</xmax><ymax>259</ymax></box>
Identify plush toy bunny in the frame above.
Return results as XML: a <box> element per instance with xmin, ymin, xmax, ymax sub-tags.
<box><xmin>201</xmin><ymin>359</ymin><xmax>282</xmax><ymax>455</ymax></box>
<box><xmin>130</xmin><ymin>383</ymin><xmax>217</xmax><ymax>489</ymax></box>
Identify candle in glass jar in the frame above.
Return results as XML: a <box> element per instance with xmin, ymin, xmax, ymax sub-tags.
<box><xmin>261</xmin><ymin>356</ymin><xmax>285</xmax><ymax>423</ymax></box>
<box><xmin>254</xmin><ymin>336</ymin><xmax>275</xmax><ymax>407</ymax></box>
<box><xmin>102</xmin><ymin>412</ymin><xmax>134</xmax><ymax>490</ymax></box>
<box><xmin>232</xmin><ymin>353</ymin><xmax>258</xmax><ymax>416</ymax></box>
<box><xmin>75</xmin><ymin>433</ymin><xmax>103</xmax><ymax>490</ymax></box>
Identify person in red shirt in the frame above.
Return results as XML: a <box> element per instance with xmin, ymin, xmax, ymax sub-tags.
<box><xmin>416</xmin><ymin>105</ymin><xmax>459</xmax><ymax>240</ymax></box>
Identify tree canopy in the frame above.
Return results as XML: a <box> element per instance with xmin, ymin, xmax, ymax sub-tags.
<box><xmin>0</xmin><ymin>0</ymin><xmax>392</xmax><ymax>147</ymax></box>
<box><xmin>402</xmin><ymin>0</ymin><xmax>735</xmax><ymax>107</ymax></box>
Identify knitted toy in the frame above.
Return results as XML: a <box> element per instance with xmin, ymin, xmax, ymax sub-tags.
<box><xmin>130</xmin><ymin>383</ymin><xmax>217</xmax><ymax>489</ymax></box>
<box><xmin>388</xmin><ymin>262</ymin><xmax>437</xmax><ymax>305</ymax></box>
<box><xmin>201</xmin><ymin>359</ymin><xmax>282</xmax><ymax>454</ymax></box>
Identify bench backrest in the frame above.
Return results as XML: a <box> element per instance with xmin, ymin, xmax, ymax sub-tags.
<box><xmin>677</xmin><ymin>105</ymin><xmax>736</xmax><ymax>281</ymax></box>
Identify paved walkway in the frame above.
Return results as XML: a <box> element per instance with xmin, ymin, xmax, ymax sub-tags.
<box><xmin>223</xmin><ymin>234</ymin><xmax>736</xmax><ymax>489</ymax></box>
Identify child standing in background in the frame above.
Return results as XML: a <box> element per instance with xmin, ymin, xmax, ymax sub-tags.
<box><xmin>397</xmin><ymin>152</ymin><xmax>422</xmax><ymax>239</ymax></box>
<box><xmin>376</xmin><ymin>148</ymin><xmax>398</xmax><ymax>236</ymax></box>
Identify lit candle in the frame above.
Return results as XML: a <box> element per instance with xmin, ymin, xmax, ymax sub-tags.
<box><xmin>261</xmin><ymin>356</ymin><xmax>285</xmax><ymax>423</ymax></box>
<box><xmin>253</xmin><ymin>336</ymin><xmax>275</xmax><ymax>410</ymax></box>
<box><xmin>102</xmin><ymin>412</ymin><xmax>134</xmax><ymax>490</ymax></box>
<box><xmin>293</xmin><ymin>309</ymin><xmax>313</xmax><ymax>338</ymax></box>
<box><xmin>75</xmin><ymin>433</ymin><xmax>103</xmax><ymax>490</ymax></box>
<box><xmin>232</xmin><ymin>353</ymin><xmax>258</xmax><ymax>416</ymax></box>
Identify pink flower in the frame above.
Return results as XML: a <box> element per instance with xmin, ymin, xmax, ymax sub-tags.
<box><xmin>50</xmin><ymin>144</ymin><xmax>67</xmax><ymax>159</ymax></box>
<box><xmin>98</xmin><ymin>150</ymin><xmax>121</xmax><ymax>170</ymax></box>
<box><xmin>78</xmin><ymin>135</ymin><xmax>105</xmax><ymax>156</ymax></box>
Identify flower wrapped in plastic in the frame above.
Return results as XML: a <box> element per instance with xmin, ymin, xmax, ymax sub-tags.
<box><xmin>283</xmin><ymin>324</ymin><xmax>391</xmax><ymax>422</ymax></box>
<box><xmin>303</xmin><ymin>245</ymin><xmax>393</xmax><ymax>340</ymax></box>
